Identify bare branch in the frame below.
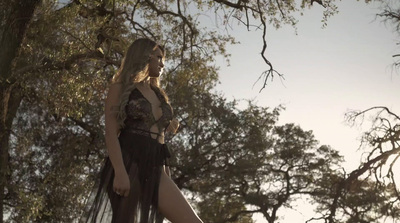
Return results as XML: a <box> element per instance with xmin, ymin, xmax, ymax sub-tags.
<box><xmin>253</xmin><ymin>0</ymin><xmax>284</xmax><ymax>92</ymax></box>
<box><xmin>142</xmin><ymin>0</ymin><xmax>197</xmax><ymax>38</ymax></box>
<box><xmin>123</xmin><ymin>10</ymin><xmax>157</xmax><ymax>40</ymax></box>
<box><xmin>61</xmin><ymin>28</ymin><xmax>92</xmax><ymax>51</ymax></box>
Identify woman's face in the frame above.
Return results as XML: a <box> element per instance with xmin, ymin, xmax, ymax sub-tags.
<box><xmin>148</xmin><ymin>47</ymin><xmax>165</xmax><ymax>78</ymax></box>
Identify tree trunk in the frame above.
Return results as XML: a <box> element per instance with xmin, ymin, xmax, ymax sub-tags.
<box><xmin>0</xmin><ymin>0</ymin><xmax>40</xmax><ymax>222</ymax></box>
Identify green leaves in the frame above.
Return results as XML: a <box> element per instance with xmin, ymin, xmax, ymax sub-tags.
<box><xmin>3</xmin><ymin>0</ymin><xmax>398</xmax><ymax>222</ymax></box>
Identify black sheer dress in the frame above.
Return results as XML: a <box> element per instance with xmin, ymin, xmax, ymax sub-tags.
<box><xmin>81</xmin><ymin>85</ymin><xmax>174</xmax><ymax>223</ymax></box>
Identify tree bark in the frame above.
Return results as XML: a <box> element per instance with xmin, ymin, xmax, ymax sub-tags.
<box><xmin>0</xmin><ymin>0</ymin><xmax>40</xmax><ymax>222</ymax></box>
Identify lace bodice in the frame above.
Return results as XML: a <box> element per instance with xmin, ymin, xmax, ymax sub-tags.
<box><xmin>123</xmin><ymin>86</ymin><xmax>173</xmax><ymax>137</ymax></box>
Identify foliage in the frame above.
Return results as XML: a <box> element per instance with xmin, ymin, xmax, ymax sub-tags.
<box><xmin>303</xmin><ymin>1</ymin><xmax>400</xmax><ymax>221</ymax></box>
<box><xmin>167</xmin><ymin>70</ymin><xmax>346</xmax><ymax>222</ymax></box>
<box><xmin>308</xmin><ymin>106</ymin><xmax>400</xmax><ymax>223</ymax></box>
<box><xmin>7</xmin><ymin>101</ymin><xmax>102</xmax><ymax>222</ymax></box>
<box><xmin>1</xmin><ymin>0</ymin><xmax>399</xmax><ymax>223</ymax></box>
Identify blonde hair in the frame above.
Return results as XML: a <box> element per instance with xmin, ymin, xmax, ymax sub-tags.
<box><xmin>112</xmin><ymin>38</ymin><xmax>169</xmax><ymax>128</ymax></box>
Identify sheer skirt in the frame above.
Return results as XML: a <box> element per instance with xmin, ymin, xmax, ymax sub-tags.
<box><xmin>81</xmin><ymin>129</ymin><xmax>171</xmax><ymax>223</ymax></box>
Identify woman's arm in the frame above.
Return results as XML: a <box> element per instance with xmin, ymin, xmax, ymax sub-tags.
<box><xmin>105</xmin><ymin>83</ymin><xmax>130</xmax><ymax>196</ymax></box>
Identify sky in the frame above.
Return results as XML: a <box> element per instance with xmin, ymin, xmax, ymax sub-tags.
<box><xmin>211</xmin><ymin>0</ymin><xmax>400</xmax><ymax>222</ymax></box>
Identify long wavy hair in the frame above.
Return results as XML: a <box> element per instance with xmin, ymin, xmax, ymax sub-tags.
<box><xmin>111</xmin><ymin>38</ymin><xmax>169</xmax><ymax>128</ymax></box>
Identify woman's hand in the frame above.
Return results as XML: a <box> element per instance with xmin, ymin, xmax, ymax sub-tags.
<box><xmin>167</xmin><ymin>118</ymin><xmax>180</xmax><ymax>134</ymax></box>
<box><xmin>113</xmin><ymin>170</ymin><xmax>130</xmax><ymax>197</ymax></box>
<box><xmin>164</xmin><ymin>166</ymin><xmax>171</xmax><ymax>177</ymax></box>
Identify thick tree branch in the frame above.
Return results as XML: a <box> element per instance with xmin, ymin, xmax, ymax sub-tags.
<box><xmin>323</xmin><ymin>107</ymin><xmax>400</xmax><ymax>223</ymax></box>
<box><xmin>13</xmin><ymin>51</ymin><xmax>119</xmax><ymax>76</ymax></box>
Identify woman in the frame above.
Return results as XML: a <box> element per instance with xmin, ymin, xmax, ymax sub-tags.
<box><xmin>83</xmin><ymin>38</ymin><xmax>203</xmax><ymax>223</ymax></box>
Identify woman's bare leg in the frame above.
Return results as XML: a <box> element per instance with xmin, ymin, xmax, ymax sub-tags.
<box><xmin>158</xmin><ymin>171</ymin><xmax>203</xmax><ymax>223</ymax></box>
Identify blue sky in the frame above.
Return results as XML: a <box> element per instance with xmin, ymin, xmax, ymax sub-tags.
<box><xmin>213</xmin><ymin>0</ymin><xmax>399</xmax><ymax>222</ymax></box>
